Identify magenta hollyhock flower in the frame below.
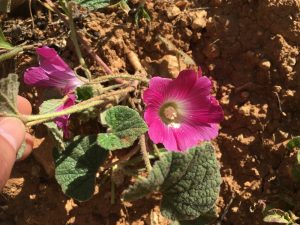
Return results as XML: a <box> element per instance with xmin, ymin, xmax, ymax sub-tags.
<box><xmin>55</xmin><ymin>93</ymin><xmax>76</xmax><ymax>138</ymax></box>
<box><xmin>24</xmin><ymin>46</ymin><xmax>82</xmax><ymax>93</ymax></box>
<box><xmin>143</xmin><ymin>69</ymin><xmax>224</xmax><ymax>152</ymax></box>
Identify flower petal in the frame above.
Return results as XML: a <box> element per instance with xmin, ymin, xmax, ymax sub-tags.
<box><xmin>36</xmin><ymin>47</ymin><xmax>74</xmax><ymax>76</ymax></box>
<box><xmin>148</xmin><ymin>118</ymin><xmax>178</xmax><ymax>150</ymax></box>
<box><xmin>143</xmin><ymin>76</ymin><xmax>171</xmax><ymax>105</ymax></box>
<box><xmin>24</xmin><ymin>67</ymin><xmax>50</xmax><ymax>86</ymax></box>
<box><xmin>184</xmin><ymin>95</ymin><xmax>224</xmax><ymax>124</ymax></box>
<box><xmin>166</xmin><ymin>69</ymin><xmax>197</xmax><ymax>100</ymax></box>
<box><xmin>55</xmin><ymin>94</ymin><xmax>76</xmax><ymax>138</ymax></box>
<box><xmin>172</xmin><ymin>122</ymin><xmax>219</xmax><ymax>152</ymax></box>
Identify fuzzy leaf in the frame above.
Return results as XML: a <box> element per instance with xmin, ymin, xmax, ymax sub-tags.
<box><xmin>97</xmin><ymin>106</ymin><xmax>148</xmax><ymax>151</ymax></box>
<box><xmin>263</xmin><ymin>209</ymin><xmax>294</xmax><ymax>224</ymax></box>
<box><xmin>287</xmin><ymin>137</ymin><xmax>300</xmax><ymax>150</ymax></box>
<box><xmin>39</xmin><ymin>99</ymin><xmax>65</xmax><ymax>150</ymax></box>
<box><xmin>170</xmin><ymin>208</ymin><xmax>218</xmax><ymax>225</ymax></box>
<box><xmin>0</xmin><ymin>73</ymin><xmax>19</xmax><ymax>116</ymax></box>
<box><xmin>76</xmin><ymin>85</ymin><xmax>94</xmax><ymax>102</ymax></box>
<box><xmin>0</xmin><ymin>27</ymin><xmax>13</xmax><ymax>50</ymax></box>
<box><xmin>73</xmin><ymin>0</ymin><xmax>110</xmax><ymax>9</ymax></box>
<box><xmin>123</xmin><ymin>143</ymin><xmax>221</xmax><ymax>221</ymax></box>
<box><xmin>54</xmin><ymin>135</ymin><xmax>108</xmax><ymax>201</ymax></box>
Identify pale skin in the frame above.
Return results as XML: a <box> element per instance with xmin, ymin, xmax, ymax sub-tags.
<box><xmin>0</xmin><ymin>96</ymin><xmax>33</xmax><ymax>190</ymax></box>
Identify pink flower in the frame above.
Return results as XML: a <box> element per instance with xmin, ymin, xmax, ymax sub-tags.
<box><xmin>143</xmin><ymin>69</ymin><xmax>224</xmax><ymax>152</ymax></box>
<box><xmin>55</xmin><ymin>93</ymin><xmax>76</xmax><ymax>138</ymax></box>
<box><xmin>24</xmin><ymin>46</ymin><xmax>82</xmax><ymax>93</ymax></box>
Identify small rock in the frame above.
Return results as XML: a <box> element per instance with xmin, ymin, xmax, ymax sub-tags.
<box><xmin>159</xmin><ymin>54</ymin><xmax>187</xmax><ymax>78</ymax></box>
<box><xmin>288</xmin><ymin>57</ymin><xmax>296</xmax><ymax>66</ymax></box>
<box><xmin>166</xmin><ymin>5</ymin><xmax>181</xmax><ymax>19</ymax></box>
<box><xmin>273</xmin><ymin>85</ymin><xmax>282</xmax><ymax>93</ymax></box>
<box><xmin>259</xmin><ymin>59</ymin><xmax>271</xmax><ymax>70</ymax></box>
<box><xmin>231</xmin><ymin>207</ymin><xmax>239</xmax><ymax>213</ymax></box>
<box><xmin>189</xmin><ymin>10</ymin><xmax>207</xmax><ymax>30</ymax></box>
<box><xmin>203</xmin><ymin>43</ymin><xmax>220</xmax><ymax>59</ymax></box>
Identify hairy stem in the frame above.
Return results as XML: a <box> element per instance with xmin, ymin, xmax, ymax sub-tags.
<box><xmin>66</xmin><ymin>2</ymin><xmax>92</xmax><ymax>81</ymax></box>
<box><xmin>23</xmin><ymin>87</ymin><xmax>135</xmax><ymax>126</ymax></box>
<box><xmin>139</xmin><ymin>134</ymin><xmax>152</xmax><ymax>173</ymax></box>
<box><xmin>90</xmin><ymin>74</ymin><xmax>149</xmax><ymax>84</ymax></box>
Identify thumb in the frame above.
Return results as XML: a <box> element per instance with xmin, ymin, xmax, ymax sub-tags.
<box><xmin>0</xmin><ymin>118</ymin><xmax>26</xmax><ymax>190</ymax></box>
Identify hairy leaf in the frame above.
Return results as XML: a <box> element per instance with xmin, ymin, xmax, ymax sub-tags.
<box><xmin>0</xmin><ymin>73</ymin><xmax>19</xmax><ymax>116</ymax></box>
<box><xmin>73</xmin><ymin>0</ymin><xmax>110</xmax><ymax>9</ymax></box>
<box><xmin>170</xmin><ymin>208</ymin><xmax>218</xmax><ymax>225</ymax></box>
<box><xmin>39</xmin><ymin>99</ymin><xmax>65</xmax><ymax>150</ymax></box>
<box><xmin>0</xmin><ymin>27</ymin><xmax>13</xmax><ymax>50</ymax></box>
<box><xmin>54</xmin><ymin>135</ymin><xmax>108</xmax><ymax>201</ymax></box>
<box><xmin>263</xmin><ymin>209</ymin><xmax>297</xmax><ymax>224</ymax></box>
<box><xmin>123</xmin><ymin>143</ymin><xmax>221</xmax><ymax>221</ymax></box>
<box><xmin>97</xmin><ymin>106</ymin><xmax>148</xmax><ymax>150</ymax></box>
<box><xmin>287</xmin><ymin>137</ymin><xmax>300</xmax><ymax>150</ymax></box>
<box><xmin>76</xmin><ymin>85</ymin><xmax>94</xmax><ymax>102</ymax></box>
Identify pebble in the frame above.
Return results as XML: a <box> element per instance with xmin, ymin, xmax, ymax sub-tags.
<box><xmin>203</xmin><ymin>43</ymin><xmax>220</xmax><ymax>59</ymax></box>
<box><xmin>259</xmin><ymin>59</ymin><xmax>271</xmax><ymax>70</ymax></box>
<box><xmin>189</xmin><ymin>10</ymin><xmax>207</xmax><ymax>30</ymax></box>
<box><xmin>166</xmin><ymin>5</ymin><xmax>181</xmax><ymax>19</ymax></box>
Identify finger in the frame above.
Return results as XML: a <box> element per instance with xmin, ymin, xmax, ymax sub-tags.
<box><xmin>17</xmin><ymin>96</ymin><xmax>32</xmax><ymax>115</ymax></box>
<box><xmin>16</xmin><ymin>95</ymin><xmax>34</xmax><ymax>160</ymax></box>
<box><xmin>0</xmin><ymin>118</ymin><xmax>25</xmax><ymax>190</ymax></box>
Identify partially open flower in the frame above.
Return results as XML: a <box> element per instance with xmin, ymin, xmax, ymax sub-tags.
<box><xmin>143</xmin><ymin>69</ymin><xmax>224</xmax><ymax>152</ymax></box>
<box><xmin>24</xmin><ymin>46</ymin><xmax>82</xmax><ymax>93</ymax></box>
<box><xmin>55</xmin><ymin>93</ymin><xmax>76</xmax><ymax>138</ymax></box>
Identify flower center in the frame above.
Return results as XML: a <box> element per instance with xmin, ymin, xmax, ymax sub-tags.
<box><xmin>163</xmin><ymin>106</ymin><xmax>178</xmax><ymax>121</ymax></box>
<box><xmin>159</xmin><ymin>102</ymin><xmax>183</xmax><ymax>128</ymax></box>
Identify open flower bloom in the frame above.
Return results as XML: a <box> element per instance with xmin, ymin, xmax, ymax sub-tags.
<box><xmin>24</xmin><ymin>46</ymin><xmax>82</xmax><ymax>93</ymax></box>
<box><xmin>143</xmin><ymin>69</ymin><xmax>224</xmax><ymax>152</ymax></box>
<box><xmin>55</xmin><ymin>93</ymin><xmax>76</xmax><ymax>138</ymax></box>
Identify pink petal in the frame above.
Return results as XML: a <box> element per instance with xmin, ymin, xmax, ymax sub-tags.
<box><xmin>55</xmin><ymin>94</ymin><xmax>76</xmax><ymax>138</ymax></box>
<box><xmin>172</xmin><ymin>123</ymin><xmax>218</xmax><ymax>152</ymax></box>
<box><xmin>36</xmin><ymin>47</ymin><xmax>74</xmax><ymax>76</ymax></box>
<box><xmin>148</xmin><ymin>118</ymin><xmax>178</xmax><ymax>150</ymax></box>
<box><xmin>24</xmin><ymin>67</ymin><xmax>50</xmax><ymax>85</ymax></box>
<box><xmin>144</xmin><ymin>106</ymin><xmax>160</xmax><ymax>126</ymax></box>
<box><xmin>166</xmin><ymin>69</ymin><xmax>197</xmax><ymax>100</ymax></box>
<box><xmin>143</xmin><ymin>77</ymin><xmax>171</xmax><ymax>105</ymax></box>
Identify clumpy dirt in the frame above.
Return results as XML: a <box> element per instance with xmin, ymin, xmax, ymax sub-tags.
<box><xmin>1</xmin><ymin>0</ymin><xmax>300</xmax><ymax>224</ymax></box>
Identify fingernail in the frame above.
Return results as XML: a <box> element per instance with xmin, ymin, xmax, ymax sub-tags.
<box><xmin>0</xmin><ymin>118</ymin><xmax>25</xmax><ymax>153</ymax></box>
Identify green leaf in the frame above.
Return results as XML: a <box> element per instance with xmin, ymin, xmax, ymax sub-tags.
<box><xmin>75</xmin><ymin>85</ymin><xmax>94</xmax><ymax>102</ymax></box>
<box><xmin>73</xmin><ymin>0</ymin><xmax>110</xmax><ymax>10</ymax></box>
<box><xmin>287</xmin><ymin>137</ymin><xmax>300</xmax><ymax>150</ymax></box>
<box><xmin>39</xmin><ymin>99</ymin><xmax>65</xmax><ymax>150</ymax></box>
<box><xmin>263</xmin><ymin>209</ymin><xmax>295</xmax><ymax>224</ymax></box>
<box><xmin>123</xmin><ymin>143</ymin><xmax>221</xmax><ymax>221</ymax></box>
<box><xmin>97</xmin><ymin>106</ymin><xmax>148</xmax><ymax>151</ymax></box>
<box><xmin>54</xmin><ymin>135</ymin><xmax>108</xmax><ymax>201</ymax></box>
<box><xmin>0</xmin><ymin>73</ymin><xmax>19</xmax><ymax>116</ymax></box>
<box><xmin>135</xmin><ymin>6</ymin><xmax>151</xmax><ymax>26</ymax></box>
<box><xmin>170</xmin><ymin>208</ymin><xmax>218</xmax><ymax>225</ymax></box>
<box><xmin>0</xmin><ymin>27</ymin><xmax>13</xmax><ymax>50</ymax></box>
<box><xmin>0</xmin><ymin>0</ymin><xmax>11</xmax><ymax>13</ymax></box>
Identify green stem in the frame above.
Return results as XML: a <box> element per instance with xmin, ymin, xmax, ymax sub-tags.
<box><xmin>23</xmin><ymin>87</ymin><xmax>135</xmax><ymax>126</ymax></box>
<box><xmin>90</xmin><ymin>74</ymin><xmax>149</xmax><ymax>84</ymax></box>
<box><xmin>66</xmin><ymin>2</ymin><xmax>92</xmax><ymax>81</ymax></box>
<box><xmin>0</xmin><ymin>45</ymin><xmax>36</xmax><ymax>62</ymax></box>
<box><xmin>139</xmin><ymin>134</ymin><xmax>152</xmax><ymax>173</ymax></box>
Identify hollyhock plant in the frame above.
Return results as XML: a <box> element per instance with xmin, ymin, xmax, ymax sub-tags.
<box><xmin>24</xmin><ymin>46</ymin><xmax>82</xmax><ymax>94</ymax></box>
<box><xmin>143</xmin><ymin>69</ymin><xmax>224</xmax><ymax>152</ymax></box>
<box><xmin>55</xmin><ymin>93</ymin><xmax>77</xmax><ymax>138</ymax></box>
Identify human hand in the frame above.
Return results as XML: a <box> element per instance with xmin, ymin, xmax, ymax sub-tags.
<box><xmin>0</xmin><ymin>96</ymin><xmax>33</xmax><ymax>190</ymax></box>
